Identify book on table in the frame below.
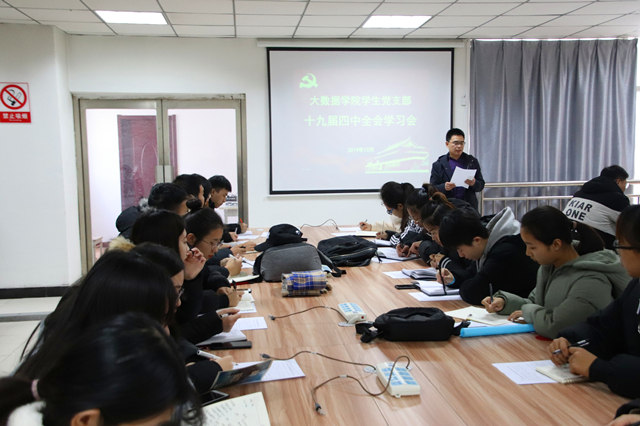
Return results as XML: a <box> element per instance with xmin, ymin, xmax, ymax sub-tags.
<box><xmin>402</xmin><ymin>268</ymin><xmax>438</xmax><ymax>280</ymax></box>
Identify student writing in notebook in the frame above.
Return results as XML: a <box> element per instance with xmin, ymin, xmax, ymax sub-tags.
<box><xmin>548</xmin><ymin>205</ymin><xmax>640</xmax><ymax>399</ymax></box>
<box><xmin>419</xmin><ymin>192</ymin><xmax>477</xmax><ymax>280</ymax></box>
<box><xmin>437</xmin><ymin>207</ymin><xmax>539</xmax><ymax>305</ymax></box>
<box><xmin>185</xmin><ymin>208</ymin><xmax>244</xmax><ymax>310</ymax></box>
<box><xmin>401</xmin><ymin>184</ymin><xmax>437</xmax><ymax>257</ymax></box>
<box><xmin>481</xmin><ymin>206</ymin><xmax>629</xmax><ymax>338</ymax></box>
<box><xmin>1</xmin><ymin>313</ymin><xmax>202</xmax><ymax>426</ymax></box>
<box><xmin>358</xmin><ymin>182</ymin><xmax>403</xmax><ymax>237</ymax></box>
<box><xmin>17</xmin><ymin>248</ymin><xmax>235</xmax><ymax>395</ymax></box>
<box><xmin>361</xmin><ymin>181</ymin><xmax>415</xmax><ymax>246</ymax></box>
<box><xmin>130</xmin><ymin>210</ymin><xmax>241</xmax><ymax>344</ymax></box>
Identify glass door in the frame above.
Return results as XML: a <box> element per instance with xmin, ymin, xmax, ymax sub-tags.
<box><xmin>77</xmin><ymin>100</ymin><xmax>162</xmax><ymax>272</ymax></box>
<box><xmin>161</xmin><ymin>100</ymin><xmax>247</xmax><ymax>224</ymax></box>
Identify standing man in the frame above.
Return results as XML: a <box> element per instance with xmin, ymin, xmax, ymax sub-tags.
<box><xmin>430</xmin><ymin>128</ymin><xmax>485</xmax><ymax>212</ymax></box>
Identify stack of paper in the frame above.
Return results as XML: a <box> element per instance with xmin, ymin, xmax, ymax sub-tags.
<box><xmin>198</xmin><ymin>328</ymin><xmax>247</xmax><ymax>346</ymax></box>
<box><xmin>233</xmin><ymin>359</ymin><xmax>305</xmax><ymax>383</ymax></box>
<box><xmin>445</xmin><ymin>306</ymin><xmax>511</xmax><ymax>326</ymax></box>
<box><xmin>377</xmin><ymin>247</ymin><xmax>418</xmax><ymax>261</ymax></box>
<box><xmin>374</xmin><ymin>239</ymin><xmax>392</xmax><ymax>247</ymax></box>
<box><xmin>402</xmin><ymin>268</ymin><xmax>438</xmax><ymax>279</ymax></box>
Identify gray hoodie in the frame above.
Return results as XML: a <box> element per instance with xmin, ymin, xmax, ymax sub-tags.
<box><xmin>479</xmin><ymin>207</ymin><xmax>521</xmax><ymax>268</ymax></box>
<box><xmin>495</xmin><ymin>249</ymin><xmax>630</xmax><ymax>339</ymax></box>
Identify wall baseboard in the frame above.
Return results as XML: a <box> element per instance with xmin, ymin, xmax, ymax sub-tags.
<box><xmin>0</xmin><ymin>286</ymin><xmax>71</xmax><ymax>299</ymax></box>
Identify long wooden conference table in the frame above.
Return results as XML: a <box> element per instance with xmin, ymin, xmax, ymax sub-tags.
<box><xmin>217</xmin><ymin>226</ymin><xmax>627</xmax><ymax>426</ymax></box>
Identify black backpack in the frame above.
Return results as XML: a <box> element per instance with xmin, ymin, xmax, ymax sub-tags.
<box><xmin>317</xmin><ymin>236</ymin><xmax>378</xmax><ymax>267</ymax></box>
<box><xmin>358</xmin><ymin>307</ymin><xmax>469</xmax><ymax>343</ymax></box>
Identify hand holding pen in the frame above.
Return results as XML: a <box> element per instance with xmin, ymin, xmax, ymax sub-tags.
<box><xmin>548</xmin><ymin>337</ymin><xmax>590</xmax><ymax>366</ymax></box>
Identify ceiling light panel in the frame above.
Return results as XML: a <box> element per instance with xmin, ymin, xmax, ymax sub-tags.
<box><xmin>363</xmin><ymin>15</ymin><xmax>431</xmax><ymax>28</ymax></box>
<box><xmin>96</xmin><ymin>10</ymin><xmax>167</xmax><ymax>25</ymax></box>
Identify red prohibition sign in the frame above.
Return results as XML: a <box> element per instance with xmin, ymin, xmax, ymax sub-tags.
<box><xmin>1</xmin><ymin>85</ymin><xmax>27</xmax><ymax>110</ymax></box>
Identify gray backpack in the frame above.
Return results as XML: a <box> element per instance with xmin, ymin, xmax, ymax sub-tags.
<box><xmin>252</xmin><ymin>242</ymin><xmax>343</xmax><ymax>282</ymax></box>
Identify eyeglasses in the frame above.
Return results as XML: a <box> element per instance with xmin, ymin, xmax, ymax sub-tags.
<box><xmin>613</xmin><ymin>240</ymin><xmax>640</xmax><ymax>254</ymax></box>
<box><xmin>425</xmin><ymin>229</ymin><xmax>439</xmax><ymax>238</ymax></box>
<box><xmin>201</xmin><ymin>238</ymin><xmax>223</xmax><ymax>249</ymax></box>
<box><xmin>449</xmin><ymin>141</ymin><xmax>465</xmax><ymax>146</ymax></box>
<box><xmin>176</xmin><ymin>287</ymin><xmax>184</xmax><ymax>298</ymax></box>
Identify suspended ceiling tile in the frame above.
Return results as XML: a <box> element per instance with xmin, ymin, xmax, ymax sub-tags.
<box><xmin>439</xmin><ymin>3</ymin><xmax>522</xmax><ymax>16</ymax></box>
<box><xmin>237</xmin><ymin>14</ymin><xmax>301</xmax><ymax>26</ymax></box>
<box><xmin>351</xmin><ymin>27</ymin><xmax>415</xmax><ymax>36</ymax></box>
<box><xmin>484</xmin><ymin>15</ymin><xmax>558</xmax><ymax>26</ymax></box>
<box><xmin>295</xmin><ymin>26</ymin><xmax>355</xmax><ymax>35</ymax></box>
<box><xmin>0</xmin><ymin>18</ymin><xmax>37</xmax><ymax>23</ymax></box>
<box><xmin>570</xmin><ymin>1</ymin><xmax>640</xmax><ymax>15</ymax></box>
<box><xmin>461</xmin><ymin>25</ymin><xmax>532</xmax><ymax>37</ymax></box>
<box><xmin>541</xmin><ymin>15</ymin><xmax>621</xmax><ymax>26</ymax></box>
<box><xmin>108</xmin><ymin>23</ymin><xmax>175</xmax><ymax>35</ymax></box>
<box><xmin>158</xmin><ymin>0</ymin><xmax>233</xmax><ymax>14</ymax></box>
<box><xmin>0</xmin><ymin>7</ymin><xmax>29</xmax><ymax>19</ymax></box>
<box><xmin>19</xmin><ymin>9</ymin><xmax>101</xmax><ymax>22</ymax></box>
<box><xmin>235</xmin><ymin>1</ymin><xmax>306</xmax><ymax>15</ymax></box>
<box><xmin>305</xmin><ymin>2</ymin><xmax>379</xmax><ymax>16</ymax></box>
<box><xmin>383</xmin><ymin>0</ymin><xmax>454</xmax><ymax>3</ymax></box>
<box><xmin>173</xmin><ymin>25</ymin><xmax>235</xmax><ymax>36</ymax></box>
<box><xmin>50</xmin><ymin>21</ymin><xmax>114</xmax><ymax>34</ymax></box>
<box><xmin>570</xmin><ymin>26</ymin><xmax>638</xmax><ymax>37</ymax></box>
<box><xmin>600</xmin><ymin>14</ymin><xmax>640</xmax><ymax>26</ymax></box>
<box><xmin>373</xmin><ymin>3</ymin><xmax>450</xmax><ymax>15</ymax></box>
<box><xmin>517</xmin><ymin>25</ymin><xmax>589</xmax><ymax>37</ymax></box>
<box><xmin>236</xmin><ymin>26</ymin><xmax>296</xmax><ymax>36</ymax></box>
<box><xmin>425</xmin><ymin>16</ymin><xmax>493</xmax><ymax>27</ymax></box>
<box><xmin>82</xmin><ymin>0</ymin><xmax>162</xmax><ymax>12</ymax></box>
<box><xmin>406</xmin><ymin>27</ymin><xmax>474</xmax><ymax>37</ymax></box>
<box><xmin>299</xmin><ymin>15</ymin><xmax>367</xmax><ymax>27</ymax></box>
<box><xmin>505</xmin><ymin>2</ymin><xmax>590</xmax><ymax>15</ymax></box>
<box><xmin>4</xmin><ymin>0</ymin><xmax>86</xmax><ymax>9</ymax></box>
<box><xmin>166</xmin><ymin>13</ymin><xmax>233</xmax><ymax>26</ymax></box>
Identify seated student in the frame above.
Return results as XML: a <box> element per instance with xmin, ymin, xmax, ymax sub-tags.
<box><xmin>482</xmin><ymin>206</ymin><xmax>629</xmax><ymax>339</ymax></box>
<box><xmin>174</xmin><ymin>173</ymin><xmax>207</xmax><ymax>211</ymax></box>
<box><xmin>563</xmin><ymin>165</ymin><xmax>630</xmax><ymax>250</ymax></box>
<box><xmin>2</xmin><ymin>313</ymin><xmax>201</xmax><ymax>425</ymax></box>
<box><xmin>419</xmin><ymin>193</ymin><xmax>476</xmax><ymax>279</ymax></box>
<box><xmin>358</xmin><ymin>182</ymin><xmax>403</xmax><ymax>236</ymax></box>
<box><xmin>401</xmin><ymin>184</ymin><xmax>438</xmax><ymax>257</ymax></box>
<box><xmin>185</xmin><ymin>208</ymin><xmax>243</xmax><ymax>310</ymax></box>
<box><xmin>438</xmin><ymin>207</ymin><xmax>539</xmax><ymax>305</ymax></box>
<box><xmin>364</xmin><ymin>182</ymin><xmax>414</xmax><ymax>243</ymax></box>
<box><xmin>130</xmin><ymin>210</ymin><xmax>241</xmax><ymax>344</ymax></box>
<box><xmin>18</xmin><ymin>248</ymin><xmax>235</xmax><ymax>394</ymax></box>
<box><xmin>115</xmin><ymin>183</ymin><xmax>189</xmax><ymax>239</ymax></box>
<box><xmin>430</xmin><ymin>128</ymin><xmax>485</xmax><ymax>212</ymax></box>
<box><xmin>548</xmin><ymin>205</ymin><xmax>640</xmax><ymax>399</ymax></box>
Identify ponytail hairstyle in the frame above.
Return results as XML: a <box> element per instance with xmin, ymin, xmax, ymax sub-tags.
<box><xmin>420</xmin><ymin>192</ymin><xmax>456</xmax><ymax>227</ymax></box>
<box><xmin>185</xmin><ymin>208</ymin><xmax>225</xmax><ymax>244</ymax></box>
<box><xmin>1</xmin><ymin>313</ymin><xmax>202</xmax><ymax>426</ymax></box>
<box><xmin>131</xmin><ymin>210</ymin><xmax>186</xmax><ymax>256</ymax></box>
<box><xmin>406</xmin><ymin>183</ymin><xmax>438</xmax><ymax>213</ymax></box>
<box><xmin>173</xmin><ymin>174</ymin><xmax>204</xmax><ymax>211</ymax></box>
<box><xmin>616</xmin><ymin>205</ymin><xmax>640</xmax><ymax>250</ymax></box>
<box><xmin>18</xmin><ymin>250</ymin><xmax>177</xmax><ymax>381</ymax></box>
<box><xmin>380</xmin><ymin>181</ymin><xmax>415</xmax><ymax>229</ymax></box>
<box><xmin>521</xmin><ymin>206</ymin><xmax>604</xmax><ymax>256</ymax></box>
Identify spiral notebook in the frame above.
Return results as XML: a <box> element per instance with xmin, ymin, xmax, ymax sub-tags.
<box><xmin>535</xmin><ymin>364</ymin><xmax>588</xmax><ymax>384</ymax></box>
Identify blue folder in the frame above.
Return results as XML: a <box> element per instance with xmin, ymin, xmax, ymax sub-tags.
<box><xmin>459</xmin><ymin>323</ymin><xmax>535</xmax><ymax>338</ymax></box>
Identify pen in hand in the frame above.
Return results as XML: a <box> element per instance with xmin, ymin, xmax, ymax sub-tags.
<box><xmin>489</xmin><ymin>283</ymin><xmax>493</xmax><ymax>304</ymax></box>
<box><xmin>552</xmin><ymin>339</ymin><xmax>589</xmax><ymax>355</ymax></box>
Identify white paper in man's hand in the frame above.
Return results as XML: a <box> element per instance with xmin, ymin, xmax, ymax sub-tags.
<box><xmin>451</xmin><ymin>168</ymin><xmax>477</xmax><ymax>189</ymax></box>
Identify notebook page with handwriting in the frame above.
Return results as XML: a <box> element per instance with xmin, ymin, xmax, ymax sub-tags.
<box><xmin>202</xmin><ymin>391</ymin><xmax>271</xmax><ymax>426</ymax></box>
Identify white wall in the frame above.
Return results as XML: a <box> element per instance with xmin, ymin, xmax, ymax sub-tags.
<box><xmin>0</xmin><ymin>24</ymin><xmax>80</xmax><ymax>288</ymax></box>
<box><xmin>67</xmin><ymin>35</ymin><xmax>470</xmax><ymax>228</ymax></box>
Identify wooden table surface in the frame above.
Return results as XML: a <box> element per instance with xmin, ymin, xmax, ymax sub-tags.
<box><xmin>215</xmin><ymin>226</ymin><xmax>627</xmax><ymax>426</ymax></box>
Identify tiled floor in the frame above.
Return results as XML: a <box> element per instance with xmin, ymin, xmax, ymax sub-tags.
<box><xmin>0</xmin><ymin>297</ymin><xmax>61</xmax><ymax>375</ymax></box>
<box><xmin>0</xmin><ymin>321</ymin><xmax>40</xmax><ymax>375</ymax></box>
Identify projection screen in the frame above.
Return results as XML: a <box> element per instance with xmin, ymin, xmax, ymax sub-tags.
<box><xmin>268</xmin><ymin>48</ymin><xmax>453</xmax><ymax>194</ymax></box>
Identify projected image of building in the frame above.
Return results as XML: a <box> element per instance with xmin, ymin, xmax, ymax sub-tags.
<box><xmin>365</xmin><ymin>137</ymin><xmax>430</xmax><ymax>174</ymax></box>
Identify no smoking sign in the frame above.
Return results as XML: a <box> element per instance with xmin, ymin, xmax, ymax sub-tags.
<box><xmin>0</xmin><ymin>83</ymin><xmax>31</xmax><ymax>123</ymax></box>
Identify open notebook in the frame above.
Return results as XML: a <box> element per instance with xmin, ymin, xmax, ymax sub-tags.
<box><xmin>535</xmin><ymin>364</ymin><xmax>589</xmax><ymax>384</ymax></box>
<box><xmin>202</xmin><ymin>391</ymin><xmax>271</xmax><ymax>426</ymax></box>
